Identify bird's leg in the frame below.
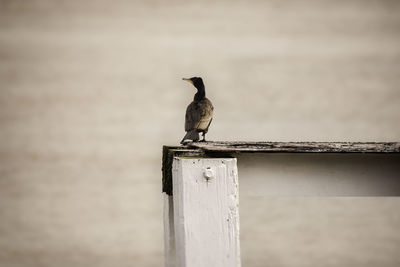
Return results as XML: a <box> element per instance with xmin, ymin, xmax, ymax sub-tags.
<box><xmin>200</xmin><ymin>132</ymin><xmax>206</xmax><ymax>142</ymax></box>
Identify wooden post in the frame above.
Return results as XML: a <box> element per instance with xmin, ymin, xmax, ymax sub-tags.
<box><xmin>163</xmin><ymin>194</ymin><xmax>176</xmax><ymax>267</ymax></box>
<box><xmin>164</xmin><ymin>157</ymin><xmax>240</xmax><ymax>267</ymax></box>
<box><xmin>162</xmin><ymin>142</ymin><xmax>399</xmax><ymax>266</ymax></box>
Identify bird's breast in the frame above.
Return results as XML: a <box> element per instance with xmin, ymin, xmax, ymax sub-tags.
<box><xmin>197</xmin><ymin>115</ymin><xmax>212</xmax><ymax>130</ymax></box>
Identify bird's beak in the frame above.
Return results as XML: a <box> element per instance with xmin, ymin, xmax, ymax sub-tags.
<box><xmin>182</xmin><ymin>78</ymin><xmax>193</xmax><ymax>84</ymax></box>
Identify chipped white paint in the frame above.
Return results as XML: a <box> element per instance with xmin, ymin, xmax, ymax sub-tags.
<box><xmin>164</xmin><ymin>157</ymin><xmax>240</xmax><ymax>267</ymax></box>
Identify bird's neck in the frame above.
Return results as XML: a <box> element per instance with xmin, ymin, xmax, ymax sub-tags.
<box><xmin>194</xmin><ymin>86</ymin><xmax>205</xmax><ymax>101</ymax></box>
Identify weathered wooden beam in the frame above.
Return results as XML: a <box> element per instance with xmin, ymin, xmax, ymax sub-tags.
<box><xmin>163</xmin><ymin>142</ymin><xmax>399</xmax><ymax>195</ymax></box>
<box><xmin>162</xmin><ymin>142</ymin><xmax>399</xmax><ymax>266</ymax></box>
<box><xmin>188</xmin><ymin>141</ymin><xmax>400</xmax><ymax>153</ymax></box>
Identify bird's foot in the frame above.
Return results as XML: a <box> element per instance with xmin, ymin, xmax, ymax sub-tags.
<box><xmin>200</xmin><ymin>133</ymin><xmax>207</xmax><ymax>142</ymax></box>
<box><xmin>181</xmin><ymin>140</ymin><xmax>192</xmax><ymax>145</ymax></box>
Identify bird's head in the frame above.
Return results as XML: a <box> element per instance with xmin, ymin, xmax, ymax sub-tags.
<box><xmin>182</xmin><ymin>77</ymin><xmax>204</xmax><ymax>90</ymax></box>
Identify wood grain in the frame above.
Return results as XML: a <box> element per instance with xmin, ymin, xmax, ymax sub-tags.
<box><xmin>169</xmin><ymin>157</ymin><xmax>240</xmax><ymax>267</ymax></box>
<box><xmin>187</xmin><ymin>141</ymin><xmax>400</xmax><ymax>153</ymax></box>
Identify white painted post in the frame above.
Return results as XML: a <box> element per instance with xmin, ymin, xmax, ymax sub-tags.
<box><xmin>163</xmin><ymin>194</ymin><xmax>176</xmax><ymax>267</ymax></box>
<box><xmin>164</xmin><ymin>157</ymin><xmax>241</xmax><ymax>267</ymax></box>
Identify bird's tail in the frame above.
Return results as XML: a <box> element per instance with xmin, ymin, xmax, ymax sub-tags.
<box><xmin>180</xmin><ymin>130</ymin><xmax>199</xmax><ymax>144</ymax></box>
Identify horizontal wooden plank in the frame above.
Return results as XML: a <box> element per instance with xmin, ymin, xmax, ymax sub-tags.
<box><xmin>187</xmin><ymin>141</ymin><xmax>400</xmax><ymax>153</ymax></box>
<box><xmin>163</xmin><ymin>142</ymin><xmax>399</xmax><ymax>195</ymax></box>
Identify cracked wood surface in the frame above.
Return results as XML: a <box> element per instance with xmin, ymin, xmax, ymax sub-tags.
<box><xmin>187</xmin><ymin>141</ymin><xmax>400</xmax><ymax>153</ymax></box>
<box><xmin>163</xmin><ymin>142</ymin><xmax>400</xmax><ymax>195</ymax></box>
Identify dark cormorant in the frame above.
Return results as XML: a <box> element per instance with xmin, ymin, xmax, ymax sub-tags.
<box><xmin>180</xmin><ymin>77</ymin><xmax>214</xmax><ymax>144</ymax></box>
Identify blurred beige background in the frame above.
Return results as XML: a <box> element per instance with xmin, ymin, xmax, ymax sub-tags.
<box><xmin>1</xmin><ymin>0</ymin><xmax>400</xmax><ymax>266</ymax></box>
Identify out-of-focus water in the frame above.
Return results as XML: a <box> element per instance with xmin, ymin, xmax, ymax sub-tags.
<box><xmin>1</xmin><ymin>0</ymin><xmax>399</xmax><ymax>266</ymax></box>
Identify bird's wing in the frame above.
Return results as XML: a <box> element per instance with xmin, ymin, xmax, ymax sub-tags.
<box><xmin>185</xmin><ymin>102</ymin><xmax>202</xmax><ymax>131</ymax></box>
<box><xmin>204</xmin><ymin>118</ymin><xmax>213</xmax><ymax>133</ymax></box>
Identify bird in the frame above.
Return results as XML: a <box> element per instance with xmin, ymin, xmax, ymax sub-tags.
<box><xmin>180</xmin><ymin>77</ymin><xmax>214</xmax><ymax>144</ymax></box>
